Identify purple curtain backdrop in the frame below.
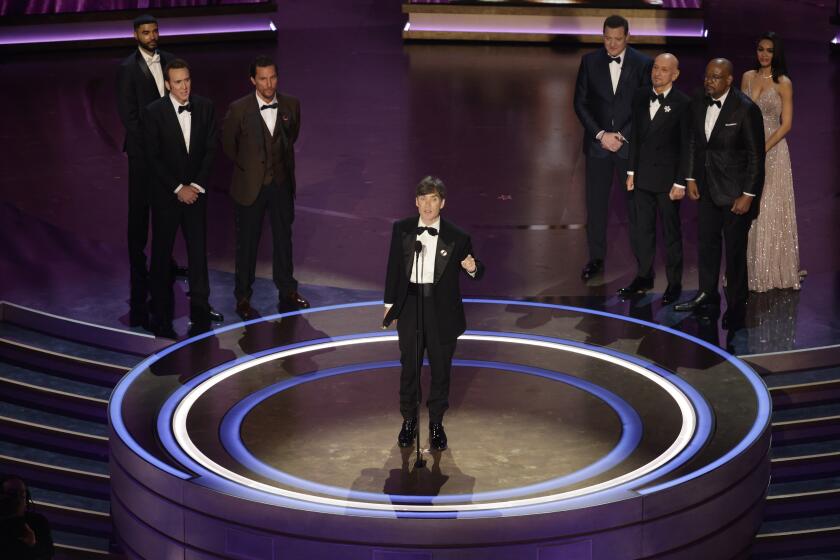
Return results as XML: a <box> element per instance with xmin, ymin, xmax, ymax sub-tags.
<box><xmin>1</xmin><ymin>0</ymin><xmax>269</xmax><ymax>17</ymax></box>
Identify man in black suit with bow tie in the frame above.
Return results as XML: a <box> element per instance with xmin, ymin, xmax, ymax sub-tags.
<box><xmin>383</xmin><ymin>176</ymin><xmax>484</xmax><ymax>451</ymax></box>
<box><xmin>143</xmin><ymin>59</ymin><xmax>222</xmax><ymax>338</ymax></box>
<box><xmin>621</xmin><ymin>53</ymin><xmax>690</xmax><ymax>304</ymax></box>
<box><xmin>674</xmin><ymin>59</ymin><xmax>765</xmax><ymax>327</ymax></box>
<box><xmin>222</xmin><ymin>56</ymin><xmax>309</xmax><ymax>319</ymax></box>
<box><xmin>117</xmin><ymin>14</ymin><xmax>183</xmax><ymax>328</ymax></box>
<box><xmin>574</xmin><ymin>15</ymin><xmax>653</xmax><ymax>281</ymax></box>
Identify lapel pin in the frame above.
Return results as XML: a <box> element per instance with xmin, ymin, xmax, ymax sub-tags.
<box><xmin>664</xmin><ymin>106</ymin><xmax>671</xmax><ymax>112</ymax></box>
<box><xmin>440</xmin><ymin>249</ymin><xmax>447</xmax><ymax>256</ymax></box>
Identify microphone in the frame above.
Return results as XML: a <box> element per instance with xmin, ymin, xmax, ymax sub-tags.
<box><xmin>414</xmin><ymin>240</ymin><xmax>423</xmax><ymax>254</ymax></box>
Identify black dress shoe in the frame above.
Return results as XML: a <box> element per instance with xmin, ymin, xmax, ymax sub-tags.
<box><xmin>673</xmin><ymin>291</ymin><xmax>719</xmax><ymax>313</ymax></box>
<box><xmin>617</xmin><ymin>276</ymin><xmax>654</xmax><ymax>298</ymax></box>
<box><xmin>280</xmin><ymin>291</ymin><xmax>310</xmax><ymax>311</ymax></box>
<box><xmin>429</xmin><ymin>422</ymin><xmax>448</xmax><ymax>451</ymax></box>
<box><xmin>662</xmin><ymin>284</ymin><xmax>682</xmax><ymax>305</ymax></box>
<box><xmin>208</xmin><ymin>308</ymin><xmax>224</xmax><ymax>323</ymax></box>
<box><xmin>581</xmin><ymin>259</ymin><xmax>604</xmax><ymax>281</ymax></box>
<box><xmin>397</xmin><ymin>417</ymin><xmax>418</xmax><ymax>448</ymax></box>
<box><xmin>152</xmin><ymin>323</ymin><xmax>177</xmax><ymax>340</ymax></box>
<box><xmin>236</xmin><ymin>298</ymin><xmax>257</xmax><ymax>319</ymax></box>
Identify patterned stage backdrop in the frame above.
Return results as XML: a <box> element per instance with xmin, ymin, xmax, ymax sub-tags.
<box><xmin>0</xmin><ymin>0</ymin><xmax>269</xmax><ymax>16</ymax></box>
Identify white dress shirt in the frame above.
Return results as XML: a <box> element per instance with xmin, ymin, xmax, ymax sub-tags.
<box><xmin>410</xmin><ymin>217</ymin><xmax>440</xmax><ymax>284</ymax></box>
<box><xmin>169</xmin><ymin>94</ymin><xmax>204</xmax><ymax>195</ymax></box>
<box><xmin>140</xmin><ymin>48</ymin><xmax>165</xmax><ymax>97</ymax></box>
<box><xmin>257</xmin><ymin>92</ymin><xmax>278</xmax><ymax>134</ymax></box>
<box><xmin>608</xmin><ymin>49</ymin><xmax>625</xmax><ymax>94</ymax></box>
<box><xmin>596</xmin><ymin>49</ymin><xmax>626</xmax><ymax>141</ymax></box>
<box><xmin>704</xmin><ymin>88</ymin><xmax>729</xmax><ymax>141</ymax></box>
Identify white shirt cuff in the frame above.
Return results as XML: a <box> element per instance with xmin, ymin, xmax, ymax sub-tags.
<box><xmin>672</xmin><ymin>183</ymin><xmax>685</xmax><ymax>189</ymax></box>
<box><xmin>596</xmin><ymin>130</ymin><xmax>605</xmax><ymax>141</ymax></box>
<box><xmin>686</xmin><ymin>178</ymin><xmax>695</xmax><ymax>182</ymax></box>
<box><xmin>627</xmin><ymin>171</ymin><xmax>635</xmax><ymax>176</ymax></box>
<box><xmin>190</xmin><ymin>183</ymin><xmax>205</xmax><ymax>194</ymax></box>
<box><xmin>384</xmin><ymin>303</ymin><xmax>393</xmax><ymax>309</ymax></box>
<box><xmin>742</xmin><ymin>192</ymin><xmax>756</xmax><ymax>197</ymax></box>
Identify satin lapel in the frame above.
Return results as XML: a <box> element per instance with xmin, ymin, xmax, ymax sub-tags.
<box><xmin>615</xmin><ymin>54</ymin><xmax>632</xmax><ymax>97</ymax></box>
<box><xmin>163</xmin><ymin>101</ymin><xmax>188</xmax><ymax>156</ymax></box>
<box><xmin>135</xmin><ymin>51</ymin><xmax>158</xmax><ymax>98</ymax></box>
<box><xmin>274</xmin><ymin>110</ymin><xmax>290</xmax><ymax>148</ymax></box>
<box><xmin>598</xmin><ymin>51</ymin><xmax>615</xmax><ymax>97</ymax></box>
<box><xmin>646</xmin><ymin>98</ymin><xmax>670</xmax><ymax>137</ymax></box>
<box><xmin>695</xmin><ymin>99</ymin><xmax>708</xmax><ymax>148</ymax></box>
<box><xmin>433</xmin><ymin>223</ymin><xmax>455</xmax><ymax>284</ymax></box>
<box><xmin>708</xmin><ymin>91</ymin><xmax>737</xmax><ymax>145</ymax></box>
<box><xmin>402</xmin><ymin>228</ymin><xmax>416</xmax><ymax>280</ymax></box>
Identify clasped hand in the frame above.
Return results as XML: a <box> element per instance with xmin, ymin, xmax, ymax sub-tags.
<box><xmin>177</xmin><ymin>185</ymin><xmax>200</xmax><ymax>204</ymax></box>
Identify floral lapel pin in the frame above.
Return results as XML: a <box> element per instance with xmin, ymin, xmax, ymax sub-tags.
<box><xmin>663</xmin><ymin>106</ymin><xmax>671</xmax><ymax>113</ymax></box>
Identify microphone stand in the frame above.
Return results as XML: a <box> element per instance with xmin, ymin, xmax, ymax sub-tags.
<box><xmin>413</xmin><ymin>240</ymin><xmax>426</xmax><ymax>469</ymax></box>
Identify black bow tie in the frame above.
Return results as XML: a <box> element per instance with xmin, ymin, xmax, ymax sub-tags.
<box><xmin>260</xmin><ymin>102</ymin><xmax>278</xmax><ymax>111</ymax></box>
<box><xmin>415</xmin><ymin>226</ymin><xmax>438</xmax><ymax>236</ymax></box>
<box><xmin>706</xmin><ymin>96</ymin><xmax>722</xmax><ymax>108</ymax></box>
<box><xmin>177</xmin><ymin>104</ymin><xmax>191</xmax><ymax>114</ymax></box>
<box><xmin>609</xmin><ymin>56</ymin><xmax>621</xmax><ymax>64</ymax></box>
<box><xmin>650</xmin><ymin>92</ymin><xmax>665</xmax><ymax>104</ymax></box>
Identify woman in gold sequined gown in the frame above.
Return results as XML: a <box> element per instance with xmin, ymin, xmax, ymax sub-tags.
<box><xmin>743</xmin><ymin>32</ymin><xmax>801</xmax><ymax>292</ymax></box>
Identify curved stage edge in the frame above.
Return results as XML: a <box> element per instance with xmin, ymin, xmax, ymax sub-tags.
<box><xmin>108</xmin><ymin>300</ymin><xmax>772</xmax><ymax>560</ymax></box>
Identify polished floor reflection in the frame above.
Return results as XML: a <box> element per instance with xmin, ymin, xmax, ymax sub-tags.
<box><xmin>0</xmin><ymin>0</ymin><xmax>837</xmax><ymax>355</ymax></box>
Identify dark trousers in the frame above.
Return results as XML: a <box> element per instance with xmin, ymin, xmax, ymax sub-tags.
<box><xmin>127</xmin><ymin>155</ymin><xmax>151</xmax><ymax>311</ymax></box>
<box><xmin>698</xmin><ymin>194</ymin><xmax>751</xmax><ymax>308</ymax></box>
<box><xmin>234</xmin><ymin>180</ymin><xmax>296</xmax><ymax>301</ymax></box>
<box><xmin>585</xmin><ymin>153</ymin><xmax>637</xmax><ymax>262</ymax></box>
<box><xmin>149</xmin><ymin>196</ymin><xmax>210</xmax><ymax>324</ymax></box>
<box><xmin>397</xmin><ymin>294</ymin><xmax>456</xmax><ymax>424</ymax></box>
<box><xmin>634</xmin><ymin>188</ymin><xmax>683</xmax><ymax>285</ymax></box>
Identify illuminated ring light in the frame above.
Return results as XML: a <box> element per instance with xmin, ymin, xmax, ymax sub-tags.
<box><xmin>218</xmin><ymin>358</ymin><xmax>644</xmax><ymax>504</ymax></box>
<box><xmin>165</xmin><ymin>331</ymin><xmax>707</xmax><ymax>512</ymax></box>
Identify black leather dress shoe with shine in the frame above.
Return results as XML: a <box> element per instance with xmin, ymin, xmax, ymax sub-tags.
<box><xmin>397</xmin><ymin>417</ymin><xmax>418</xmax><ymax>448</ymax></box>
<box><xmin>617</xmin><ymin>276</ymin><xmax>654</xmax><ymax>298</ymax></box>
<box><xmin>673</xmin><ymin>291</ymin><xmax>719</xmax><ymax>314</ymax></box>
<box><xmin>581</xmin><ymin>259</ymin><xmax>604</xmax><ymax>281</ymax></box>
<box><xmin>429</xmin><ymin>422</ymin><xmax>448</xmax><ymax>451</ymax></box>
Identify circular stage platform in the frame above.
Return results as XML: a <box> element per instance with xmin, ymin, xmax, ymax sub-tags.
<box><xmin>109</xmin><ymin>300</ymin><xmax>771</xmax><ymax>560</ymax></box>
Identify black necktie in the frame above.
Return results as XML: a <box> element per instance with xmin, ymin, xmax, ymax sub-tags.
<box><xmin>650</xmin><ymin>93</ymin><xmax>665</xmax><ymax>104</ymax></box>
<box><xmin>261</xmin><ymin>103</ymin><xmax>278</xmax><ymax>111</ymax></box>
<box><xmin>178</xmin><ymin>104</ymin><xmax>191</xmax><ymax>114</ymax></box>
<box><xmin>610</xmin><ymin>56</ymin><xmax>621</xmax><ymax>64</ymax></box>
<box><xmin>706</xmin><ymin>96</ymin><xmax>721</xmax><ymax>108</ymax></box>
<box><xmin>415</xmin><ymin>226</ymin><xmax>438</xmax><ymax>236</ymax></box>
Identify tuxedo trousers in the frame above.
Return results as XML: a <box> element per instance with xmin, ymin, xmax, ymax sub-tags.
<box><xmin>697</xmin><ymin>194</ymin><xmax>751</xmax><ymax>308</ymax></box>
<box><xmin>149</xmin><ymin>196</ymin><xmax>210</xmax><ymax>324</ymax></box>
<box><xmin>585</xmin><ymin>153</ymin><xmax>638</xmax><ymax>262</ymax></box>
<box><xmin>127</xmin><ymin>155</ymin><xmax>151</xmax><ymax>310</ymax></box>
<box><xmin>397</xmin><ymin>293</ymin><xmax>456</xmax><ymax>424</ymax></box>
<box><xmin>234</xmin><ymin>180</ymin><xmax>297</xmax><ymax>301</ymax></box>
<box><xmin>634</xmin><ymin>188</ymin><xmax>683</xmax><ymax>285</ymax></box>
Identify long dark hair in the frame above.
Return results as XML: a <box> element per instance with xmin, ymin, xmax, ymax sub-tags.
<box><xmin>754</xmin><ymin>31</ymin><xmax>788</xmax><ymax>83</ymax></box>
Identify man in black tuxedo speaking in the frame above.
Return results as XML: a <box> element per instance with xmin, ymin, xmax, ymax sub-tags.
<box><xmin>574</xmin><ymin>15</ymin><xmax>653</xmax><ymax>281</ymax></box>
<box><xmin>621</xmin><ymin>53</ymin><xmax>690</xmax><ymax>304</ymax></box>
<box><xmin>116</xmin><ymin>14</ymin><xmax>182</xmax><ymax>328</ymax></box>
<box><xmin>674</xmin><ymin>59</ymin><xmax>765</xmax><ymax>327</ymax></box>
<box><xmin>383</xmin><ymin>177</ymin><xmax>484</xmax><ymax>451</ymax></box>
<box><xmin>143</xmin><ymin>59</ymin><xmax>223</xmax><ymax>338</ymax></box>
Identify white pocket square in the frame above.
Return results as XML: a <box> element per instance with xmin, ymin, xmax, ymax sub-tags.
<box><xmin>725</xmin><ymin>122</ymin><xmax>737</xmax><ymax>127</ymax></box>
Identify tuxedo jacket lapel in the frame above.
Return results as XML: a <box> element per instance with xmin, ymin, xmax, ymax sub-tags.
<box><xmin>163</xmin><ymin>101</ymin><xmax>188</xmax><ymax>156</ymax></box>
<box><xmin>434</xmin><ymin>222</ymin><xmax>455</xmax><ymax>284</ymax></box>
<box><xmin>402</xmin><ymin>228</ymin><xmax>416</xmax><ymax>280</ymax></box>
<box><xmin>708</xmin><ymin>93</ymin><xmax>738</xmax><ymax>146</ymax></box>
<box><xmin>646</xmin><ymin>95</ymin><xmax>672</xmax><ymax>137</ymax></box>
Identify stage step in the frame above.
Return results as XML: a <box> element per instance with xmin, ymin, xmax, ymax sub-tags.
<box><xmin>770</xmin><ymin>438</ymin><xmax>840</xmax><ymax>482</ymax></box>
<box><xmin>753</xmin><ymin>514</ymin><xmax>840</xmax><ymax>558</ymax></box>
<box><xmin>0</xmin><ymin>361</ymin><xmax>109</xmax><ymax>421</ymax></box>
<box><xmin>30</xmin><ymin>485</ymin><xmax>111</xmax><ymax>536</ymax></box>
<box><xmin>0</xmin><ymin>321</ymin><xmax>141</xmax><ymax>367</ymax></box>
<box><xmin>0</xmin><ymin>336</ymin><xmax>130</xmax><ymax>386</ymax></box>
<box><xmin>0</xmin><ymin>440</ymin><xmax>109</xmax><ymax>498</ymax></box>
<box><xmin>0</xmin><ymin>401</ymin><xmax>108</xmax><ymax>459</ymax></box>
<box><xmin>767</xmin><ymin>367</ymin><xmax>840</xmax><ymax>410</ymax></box>
<box><xmin>53</xmin><ymin>530</ymin><xmax>114</xmax><ymax>559</ymax></box>
<box><xmin>771</xmin><ymin>403</ymin><xmax>840</xmax><ymax>445</ymax></box>
<box><xmin>765</xmin><ymin>477</ymin><xmax>840</xmax><ymax>520</ymax></box>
